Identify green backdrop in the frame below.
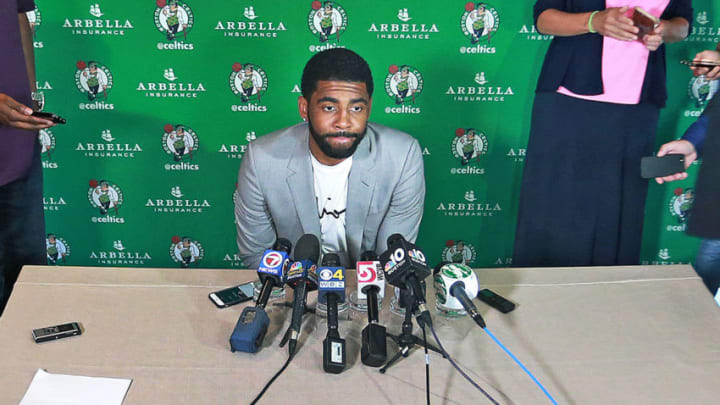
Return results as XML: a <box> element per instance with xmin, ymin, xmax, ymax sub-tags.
<box><xmin>32</xmin><ymin>1</ymin><xmax>719</xmax><ymax>269</ymax></box>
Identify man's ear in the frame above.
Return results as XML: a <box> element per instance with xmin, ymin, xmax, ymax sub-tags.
<box><xmin>298</xmin><ymin>96</ymin><xmax>308</xmax><ymax>121</ymax></box>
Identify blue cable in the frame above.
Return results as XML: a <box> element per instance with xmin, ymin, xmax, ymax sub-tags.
<box><xmin>484</xmin><ymin>328</ymin><xmax>558</xmax><ymax>405</ymax></box>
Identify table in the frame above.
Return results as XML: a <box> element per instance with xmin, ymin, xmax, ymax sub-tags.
<box><xmin>1</xmin><ymin>265</ymin><xmax>719</xmax><ymax>404</ymax></box>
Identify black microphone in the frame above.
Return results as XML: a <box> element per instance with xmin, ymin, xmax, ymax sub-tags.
<box><xmin>318</xmin><ymin>253</ymin><xmax>346</xmax><ymax>373</ymax></box>
<box><xmin>379</xmin><ymin>234</ymin><xmax>433</xmax><ymax>327</ymax></box>
<box><xmin>434</xmin><ymin>262</ymin><xmax>486</xmax><ymax>328</ymax></box>
<box><xmin>284</xmin><ymin>234</ymin><xmax>319</xmax><ymax>356</ymax></box>
<box><xmin>230</xmin><ymin>238</ymin><xmax>292</xmax><ymax>353</ymax></box>
<box><xmin>357</xmin><ymin>251</ymin><xmax>387</xmax><ymax>367</ymax></box>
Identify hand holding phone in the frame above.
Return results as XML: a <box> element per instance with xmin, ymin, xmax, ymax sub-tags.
<box><xmin>653</xmin><ymin>140</ymin><xmax>697</xmax><ymax>184</ymax></box>
<box><xmin>32</xmin><ymin>111</ymin><xmax>66</xmax><ymax>124</ymax></box>
<box><xmin>641</xmin><ymin>154</ymin><xmax>685</xmax><ymax>179</ymax></box>
<box><xmin>632</xmin><ymin>7</ymin><xmax>659</xmax><ymax>38</ymax></box>
<box><xmin>686</xmin><ymin>50</ymin><xmax>720</xmax><ymax>80</ymax></box>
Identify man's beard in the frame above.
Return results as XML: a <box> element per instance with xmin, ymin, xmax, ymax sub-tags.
<box><xmin>308</xmin><ymin>116</ymin><xmax>367</xmax><ymax>160</ymax></box>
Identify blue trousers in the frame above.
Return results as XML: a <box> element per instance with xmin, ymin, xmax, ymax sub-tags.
<box><xmin>0</xmin><ymin>144</ymin><xmax>45</xmax><ymax>316</ymax></box>
<box><xmin>514</xmin><ymin>92</ymin><xmax>659</xmax><ymax>266</ymax></box>
<box><xmin>694</xmin><ymin>238</ymin><xmax>720</xmax><ymax>297</ymax></box>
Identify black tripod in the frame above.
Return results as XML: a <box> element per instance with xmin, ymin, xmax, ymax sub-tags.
<box><xmin>275</xmin><ymin>301</ymin><xmax>315</xmax><ymax>348</ymax></box>
<box><xmin>380</xmin><ymin>290</ymin><xmax>444</xmax><ymax>373</ymax></box>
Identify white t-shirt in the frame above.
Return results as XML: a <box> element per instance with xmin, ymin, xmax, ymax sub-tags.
<box><xmin>311</xmin><ymin>154</ymin><xmax>352</xmax><ymax>265</ymax></box>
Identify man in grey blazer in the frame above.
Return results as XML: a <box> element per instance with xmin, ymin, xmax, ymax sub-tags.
<box><xmin>235</xmin><ymin>49</ymin><xmax>425</xmax><ymax>268</ymax></box>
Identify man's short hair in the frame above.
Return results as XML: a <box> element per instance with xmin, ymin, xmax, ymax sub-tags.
<box><xmin>301</xmin><ymin>48</ymin><xmax>373</xmax><ymax>99</ymax></box>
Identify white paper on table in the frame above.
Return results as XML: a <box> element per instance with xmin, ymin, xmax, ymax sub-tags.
<box><xmin>20</xmin><ymin>368</ymin><xmax>132</xmax><ymax>405</ymax></box>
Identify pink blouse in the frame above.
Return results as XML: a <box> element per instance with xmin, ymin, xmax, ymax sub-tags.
<box><xmin>558</xmin><ymin>0</ymin><xmax>671</xmax><ymax>104</ymax></box>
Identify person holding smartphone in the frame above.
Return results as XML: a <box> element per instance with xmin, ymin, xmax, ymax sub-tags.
<box><xmin>512</xmin><ymin>1</ymin><xmax>692</xmax><ymax>267</ymax></box>
<box><xmin>654</xmin><ymin>43</ymin><xmax>720</xmax><ymax>298</ymax></box>
<box><xmin>0</xmin><ymin>0</ymin><xmax>55</xmax><ymax>316</ymax></box>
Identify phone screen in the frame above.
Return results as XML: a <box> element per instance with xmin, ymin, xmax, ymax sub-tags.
<box><xmin>211</xmin><ymin>283</ymin><xmax>254</xmax><ymax>307</ymax></box>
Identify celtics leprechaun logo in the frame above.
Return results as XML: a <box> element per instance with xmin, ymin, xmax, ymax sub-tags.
<box><xmin>154</xmin><ymin>0</ymin><xmax>194</xmax><ymax>41</ymax></box>
<box><xmin>229</xmin><ymin>63</ymin><xmax>268</xmax><ymax>103</ymax></box>
<box><xmin>88</xmin><ymin>179</ymin><xmax>123</xmax><ymax>216</ymax></box>
<box><xmin>170</xmin><ymin>235</ymin><xmax>204</xmax><ymax>267</ymax></box>
<box><xmin>688</xmin><ymin>75</ymin><xmax>719</xmax><ymax>108</ymax></box>
<box><xmin>669</xmin><ymin>187</ymin><xmax>694</xmax><ymax>223</ymax></box>
<box><xmin>46</xmin><ymin>233</ymin><xmax>70</xmax><ymax>265</ymax></box>
<box><xmin>26</xmin><ymin>6</ymin><xmax>41</xmax><ymax>37</ymax></box>
<box><xmin>442</xmin><ymin>240</ymin><xmax>477</xmax><ymax>265</ymax></box>
<box><xmin>38</xmin><ymin>129</ymin><xmax>55</xmax><ymax>161</ymax></box>
<box><xmin>308</xmin><ymin>1</ymin><xmax>347</xmax><ymax>43</ymax></box>
<box><xmin>75</xmin><ymin>60</ymin><xmax>113</xmax><ymax>101</ymax></box>
<box><xmin>460</xmin><ymin>2</ymin><xmax>499</xmax><ymax>44</ymax></box>
<box><xmin>162</xmin><ymin>124</ymin><xmax>199</xmax><ymax>161</ymax></box>
<box><xmin>452</xmin><ymin>128</ymin><xmax>488</xmax><ymax>166</ymax></box>
<box><xmin>385</xmin><ymin>64</ymin><xmax>423</xmax><ymax>105</ymax></box>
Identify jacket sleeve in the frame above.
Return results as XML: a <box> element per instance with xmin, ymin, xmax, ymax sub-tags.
<box><xmin>375</xmin><ymin>138</ymin><xmax>426</xmax><ymax>252</ymax></box>
<box><xmin>235</xmin><ymin>141</ymin><xmax>277</xmax><ymax>269</ymax></box>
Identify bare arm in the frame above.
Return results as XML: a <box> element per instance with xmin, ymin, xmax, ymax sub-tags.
<box><xmin>0</xmin><ymin>13</ymin><xmax>52</xmax><ymax>130</ymax></box>
<box><xmin>536</xmin><ymin>9</ymin><xmax>594</xmax><ymax>36</ymax></box>
<box><xmin>537</xmin><ymin>7</ymin><xmax>638</xmax><ymax>41</ymax></box>
<box><xmin>659</xmin><ymin>17</ymin><xmax>689</xmax><ymax>43</ymax></box>
<box><xmin>18</xmin><ymin>13</ymin><xmax>37</xmax><ymax>95</ymax></box>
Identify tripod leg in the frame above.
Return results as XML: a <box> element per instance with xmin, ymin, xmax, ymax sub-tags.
<box><xmin>386</xmin><ymin>333</ymin><xmax>401</xmax><ymax>347</ymax></box>
<box><xmin>278</xmin><ymin>326</ymin><xmax>291</xmax><ymax>348</ymax></box>
<box><xmin>379</xmin><ymin>346</ymin><xmax>409</xmax><ymax>374</ymax></box>
<box><xmin>422</xmin><ymin>341</ymin><xmax>445</xmax><ymax>357</ymax></box>
<box><xmin>273</xmin><ymin>301</ymin><xmax>316</xmax><ymax>314</ymax></box>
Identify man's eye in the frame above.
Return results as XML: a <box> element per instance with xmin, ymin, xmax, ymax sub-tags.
<box><xmin>350</xmin><ymin>106</ymin><xmax>364</xmax><ymax>112</ymax></box>
<box><xmin>322</xmin><ymin>105</ymin><xmax>336</xmax><ymax>112</ymax></box>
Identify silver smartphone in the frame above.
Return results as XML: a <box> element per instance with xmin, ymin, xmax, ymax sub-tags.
<box><xmin>209</xmin><ymin>282</ymin><xmax>254</xmax><ymax>308</ymax></box>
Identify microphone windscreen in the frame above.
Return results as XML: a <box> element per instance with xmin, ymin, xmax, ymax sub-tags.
<box><xmin>360</xmin><ymin>251</ymin><xmax>378</xmax><ymax>261</ymax></box>
<box><xmin>434</xmin><ymin>263</ymin><xmax>479</xmax><ymax>312</ymax></box>
<box><xmin>387</xmin><ymin>233</ymin><xmax>405</xmax><ymax>247</ymax></box>
<box><xmin>273</xmin><ymin>238</ymin><xmax>292</xmax><ymax>254</ymax></box>
<box><xmin>294</xmin><ymin>234</ymin><xmax>320</xmax><ymax>263</ymax></box>
<box><xmin>433</xmin><ymin>261</ymin><xmax>450</xmax><ymax>275</ymax></box>
<box><xmin>322</xmin><ymin>252</ymin><xmax>341</xmax><ymax>266</ymax></box>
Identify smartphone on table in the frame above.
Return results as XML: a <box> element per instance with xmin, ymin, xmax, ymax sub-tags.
<box><xmin>209</xmin><ymin>282</ymin><xmax>254</xmax><ymax>308</ymax></box>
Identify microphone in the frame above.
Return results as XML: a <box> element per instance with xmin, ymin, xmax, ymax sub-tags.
<box><xmin>434</xmin><ymin>262</ymin><xmax>485</xmax><ymax>328</ymax></box>
<box><xmin>230</xmin><ymin>238</ymin><xmax>292</xmax><ymax>353</ymax></box>
<box><xmin>357</xmin><ymin>251</ymin><xmax>387</xmax><ymax>367</ymax></box>
<box><xmin>284</xmin><ymin>234</ymin><xmax>320</xmax><ymax>356</ymax></box>
<box><xmin>318</xmin><ymin>253</ymin><xmax>346</xmax><ymax>373</ymax></box>
<box><xmin>379</xmin><ymin>234</ymin><xmax>433</xmax><ymax>327</ymax></box>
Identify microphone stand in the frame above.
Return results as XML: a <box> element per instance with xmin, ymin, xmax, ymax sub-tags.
<box><xmin>276</xmin><ymin>300</ymin><xmax>315</xmax><ymax>348</ymax></box>
<box><xmin>379</xmin><ymin>289</ymin><xmax>444</xmax><ymax>374</ymax></box>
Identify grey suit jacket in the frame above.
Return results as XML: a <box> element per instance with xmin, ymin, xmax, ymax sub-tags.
<box><xmin>235</xmin><ymin>122</ymin><xmax>425</xmax><ymax>268</ymax></box>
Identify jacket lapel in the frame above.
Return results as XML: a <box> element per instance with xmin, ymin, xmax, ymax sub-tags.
<box><xmin>286</xmin><ymin>131</ymin><xmax>321</xmax><ymax>237</ymax></box>
<box><xmin>346</xmin><ymin>129</ymin><xmax>376</xmax><ymax>262</ymax></box>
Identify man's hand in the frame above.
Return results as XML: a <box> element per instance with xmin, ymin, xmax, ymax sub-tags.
<box><xmin>690</xmin><ymin>50</ymin><xmax>720</xmax><ymax>80</ymax></box>
<box><xmin>591</xmin><ymin>7</ymin><xmax>639</xmax><ymax>41</ymax></box>
<box><xmin>0</xmin><ymin>93</ymin><xmax>53</xmax><ymax>130</ymax></box>
<box><xmin>643</xmin><ymin>21</ymin><xmax>664</xmax><ymax>51</ymax></box>
<box><xmin>654</xmin><ymin>140</ymin><xmax>696</xmax><ymax>184</ymax></box>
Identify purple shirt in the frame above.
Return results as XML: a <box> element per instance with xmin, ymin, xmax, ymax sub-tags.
<box><xmin>0</xmin><ymin>0</ymin><xmax>36</xmax><ymax>186</ymax></box>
